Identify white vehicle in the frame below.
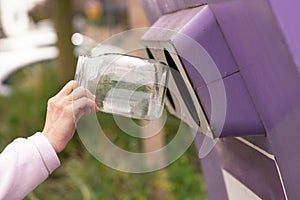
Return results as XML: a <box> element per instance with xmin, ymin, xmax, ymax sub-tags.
<box><xmin>0</xmin><ymin>0</ymin><xmax>58</xmax><ymax>95</ymax></box>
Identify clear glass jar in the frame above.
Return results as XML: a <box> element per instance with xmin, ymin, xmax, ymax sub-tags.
<box><xmin>75</xmin><ymin>53</ymin><xmax>170</xmax><ymax>120</ymax></box>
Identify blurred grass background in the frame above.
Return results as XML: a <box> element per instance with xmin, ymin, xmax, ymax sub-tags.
<box><xmin>0</xmin><ymin>0</ymin><xmax>209</xmax><ymax>198</ymax></box>
<box><xmin>0</xmin><ymin>62</ymin><xmax>207</xmax><ymax>199</ymax></box>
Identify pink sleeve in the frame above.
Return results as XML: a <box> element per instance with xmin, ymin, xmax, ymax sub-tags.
<box><xmin>0</xmin><ymin>132</ymin><xmax>60</xmax><ymax>200</ymax></box>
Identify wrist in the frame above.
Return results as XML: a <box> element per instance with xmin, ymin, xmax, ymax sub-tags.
<box><xmin>42</xmin><ymin>131</ymin><xmax>61</xmax><ymax>153</ymax></box>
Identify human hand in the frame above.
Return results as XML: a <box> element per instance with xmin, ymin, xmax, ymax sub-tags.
<box><xmin>42</xmin><ymin>80</ymin><xmax>98</xmax><ymax>153</ymax></box>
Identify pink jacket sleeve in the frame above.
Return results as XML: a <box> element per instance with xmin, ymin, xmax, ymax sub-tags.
<box><xmin>0</xmin><ymin>132</ymin><xmax>60</xmax><ymax>200</ymax></box>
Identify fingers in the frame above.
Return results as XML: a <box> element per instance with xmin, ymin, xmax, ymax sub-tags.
<box><xmin>70</xmin><ymin>86</ymin><xmax>99</xmax><ymax>114</ymax></box>
<box><xmin>72</xmin><ymin>97</ymin><xmax>96</xmax><ymax>121</ymax></box>
<box><xmin>50</xmin><ymin>81</ymin><xmax>98</xmax><ymax>123</ymax></box>
<box><xmin>69</xmin><ymin>86</ymin><xmax>99</xmax><ymax>121</ymax></box>
<box><xmin>72</xmin><ymin>86</ymin><xmax>95</xmax><ymax>101</ymax></box>
<box><xmin>56</xmin><ymin>80</ymin><xmax>77</xmax><ymax>97</ymax></box>
<box><xmin>43</xmin><ymin>81</ymin><xmax>98</xmax><ymax>153</ymax></box>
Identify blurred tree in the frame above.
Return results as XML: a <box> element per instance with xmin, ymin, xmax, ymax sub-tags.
<box><xmin>127</xmin><ymin>1</ymin><xmax>172</xmax><ymax>199</ymax></box>
<box><xmin>52</xmin><ymin>0</ymin><xmax>76</xmax><ymax>85</ymax></box>
<box><xmin>127</xmin><ymin>0</ymin><xmax>148</xmax><ymax>28</ymax></box>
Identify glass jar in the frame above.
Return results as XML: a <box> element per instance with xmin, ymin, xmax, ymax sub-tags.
<box><xmin>75</xmin><ymin>53</ymin><xmax>169</xmax><ymax>120</ymax></box>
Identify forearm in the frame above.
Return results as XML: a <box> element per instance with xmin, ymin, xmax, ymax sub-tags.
<box><xmin>0</xmin><ymin>132</ymin><xmax>60</xmax><ymax>200</ymax></box>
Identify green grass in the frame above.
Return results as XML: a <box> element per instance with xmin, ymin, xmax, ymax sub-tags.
<box><xmin>0</xmin><ymin>62</ymin><xmax>207</xmax><ymax>200</ymax></box>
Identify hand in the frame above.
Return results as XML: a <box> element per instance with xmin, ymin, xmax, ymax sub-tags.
<box><xmin>42</xmin><ymin>80</ymin><xmax>98</xmax><ymax>153</ymax></box>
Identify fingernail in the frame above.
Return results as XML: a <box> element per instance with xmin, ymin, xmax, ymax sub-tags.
<box><xmin>94</xmin><ymin>105</ymin><xmax>100</xmax><ymax>112</ymax></box>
